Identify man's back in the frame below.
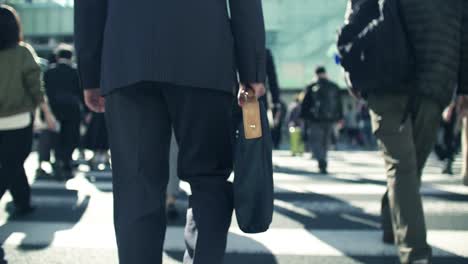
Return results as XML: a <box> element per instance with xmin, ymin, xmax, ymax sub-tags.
<box><xmin>45</xmin><ymin>64</ymin><xmax>80</xmax><ymax>102</ymax></box>
<box><xmin>75</xmin><ymin>0</ymin><xmax>266</xmax><ymax>94</ymax></box>
<box><xmin>302</xmin><ymin>79</ymin><xmax>342</xmax><ymax>122</ymax></box>
<box><xmin>75</xmin><ymin>1</ymin><xmax>267</xmax><ymax>263</ymax></box>
<box><xmin>401</xmin><ymin>0</ymin><xmax>465</xmax><ymax>107</ymax></box>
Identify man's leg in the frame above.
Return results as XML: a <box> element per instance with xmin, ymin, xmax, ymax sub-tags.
<box><xmin>413</xmin><ymin>99</ymin><xmax>443</xmax><ymax>178</ymax></box>
<box><xmin>380</xmin><ymin>190</ymin><xmax>393</xmax><ymax>243</ymax></box>
<box><xmin>319</xmin><ymin>122</ymin><xmax>332</xmax><ymax>173</ymax></box>
<box><xmin>0</xmin><ymin>126</ymin><xmax>33</xmax><ymax>210</ymax></box>
<box><xmin>38</xmin><ymin>130</ymin><xmax>53</xmax><ymax>163</ymax></box>
<box><xmin>309</xmin><ymin>122</ymin><xmax>327</xmax><ymax>171</ymax></box>
<box><xmin>403</xmin><ymin>98</ymin><xmax>442</xmax><ymax>261</ymax></box>
<box><xmin>368</xmin><ymin>95</ymin><xmax>431</xmax><ymax>263</ymax></box>
<box><xmin>54</xmin><ymin>121</ymin><xmax>68</xmax><ymax>178</ymax></box>
<box><xmin>164</xmin><ymin>85</ymin><xmax>234</xmax><ymax>264</ymax></box>
<box><xmin>60</xmin><ymin>119</ymin><xmax>81</xmax><ymax>175</ymax></box>
<box><xmin>105</xmin><ymin>82</ymin><xmax>172</xmax><ymax>264</ymax></box>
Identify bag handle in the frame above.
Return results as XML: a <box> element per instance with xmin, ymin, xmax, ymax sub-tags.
<box><xmin>242</xmin><ymin>90</ymin><xmax>263</xmax><ymax>139</ymax></box>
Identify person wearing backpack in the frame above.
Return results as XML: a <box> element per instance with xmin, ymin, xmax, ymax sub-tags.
<box><xmin>300</xmin><ymin>67</ymin><xmax>343</xmax><ymax>174</ymax></box>
<box><xmin>338</xmin><ymin>0</ymin><xmax>468</xmax><ymax>263</ymax></box>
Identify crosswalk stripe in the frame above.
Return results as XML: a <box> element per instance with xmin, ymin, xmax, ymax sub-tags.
<box><xmin>1</xmin><ymin>222</ymin><xmax>467</xmax><ymax>257</ymax></box>
<box><xmin>26</xmin><ymin>179</ymin><xmax>468</xmax><ymax>197</ymax></box>
<box><xmin>0</xmin><ymin>193</ymin><xmax>468</xmax><ymax>219</ymax></box>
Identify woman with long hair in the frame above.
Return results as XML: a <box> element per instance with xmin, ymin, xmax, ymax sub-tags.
<box><xmin>0</xmin><ymin>5</ymin><xmax>57</xmax><ymax>216</ymax></box>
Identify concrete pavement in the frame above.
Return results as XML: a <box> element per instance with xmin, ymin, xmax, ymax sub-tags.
<box><xmin>1</xmin><ymin>150</ymin><xmax>467</xmax><ymax>264</ymax></box>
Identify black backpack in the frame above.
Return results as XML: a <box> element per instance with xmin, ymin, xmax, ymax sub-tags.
<box><xmin>337</xmin><ymin>0</ymin><xmax>414</xmax><ymax>97</ymax></box>
<box><xmin>301</xmin><ymin>80</ymin><xmax>343</xmax><ymax>122</ymax></box>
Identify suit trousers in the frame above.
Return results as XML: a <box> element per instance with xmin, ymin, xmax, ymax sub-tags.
<box><xmin>368</xmin><ymin>95</ymin><xmax>441</xmax><ymax>263</ymax></box>
<box><xmin>105</xmin><ymin>82</ymin><xmax>234</xmax><ymax>264</ymax></box>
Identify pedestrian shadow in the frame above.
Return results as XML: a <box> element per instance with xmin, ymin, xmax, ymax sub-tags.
<box><xmin>83</xmin><ymin>170</ymin><xmax>113</xmax><ymax>193</ymax></box>
<box><xmin>273</xmin><ymin>166</ymin><xmax>321</xmax><ymax>177</ymax></box>
<box><xmin>165</xmin><ymin>232</ymin><xmax>279</xmax><ymax>264</ymax></box>
<box><xmin>273</xmin><ymin>187</ymin><xmax>466</xmax><ymax>263</ymax></box>
<box><xmin>0</xmin><ymin>180</ymin><xmax>90</xmax><ymax>251</ymax></box>
<box><xmin>327</xmin><ymin>172</ymin><xmax>468</xmax><ymax>202</ymax></box>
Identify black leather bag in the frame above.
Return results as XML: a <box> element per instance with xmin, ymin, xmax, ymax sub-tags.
<box><xmin>233</xmin><ymin>96</ymin><xmax>274</xmax><ymax>234</ymax></box>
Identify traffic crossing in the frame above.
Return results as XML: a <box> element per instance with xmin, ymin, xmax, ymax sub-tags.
<box><xmin>1</xmin><ymin>150</ymin><xmax>467</xmax><ymax>263</ymax></box>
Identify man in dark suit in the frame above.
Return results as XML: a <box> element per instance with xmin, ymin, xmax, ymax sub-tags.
<box><xmin>43</xmin><ymin>45</ymin><xmax>82</xmax><ymax>180</ymax></box>
<box><xmin>74</xmin><ymin>1</ymin><xmax>267</xmax><ymax>263</ymax></box>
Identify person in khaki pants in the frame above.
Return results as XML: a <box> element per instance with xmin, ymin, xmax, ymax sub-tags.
<box><xmin>368</xmin><ymin>95</ymin><xmax>441</xmax><ymax>264</ymax></box>
<box><xmin>364</xmin><ymin>0</ymin><xmax>468</xmax><ymax>263</ymax></box>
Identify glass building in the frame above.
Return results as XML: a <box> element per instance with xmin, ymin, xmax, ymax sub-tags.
<box><xmin>2</xmin><ymin>0</ymin><xmax>347</xmax><ymax>89</ymax></box>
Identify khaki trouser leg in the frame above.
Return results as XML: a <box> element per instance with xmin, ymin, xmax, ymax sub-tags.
<box><xmin>368</xmin><ymin>95</ymin><xmax>441</xmax><ymax>263</ymax></box>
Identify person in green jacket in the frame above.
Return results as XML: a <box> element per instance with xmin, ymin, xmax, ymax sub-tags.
<box><xmin>0</xmin><ymin>5</ymin><xmax>56</xmax><ymax>217</ymax></box>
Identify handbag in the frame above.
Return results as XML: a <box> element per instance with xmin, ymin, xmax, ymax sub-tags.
<box><xmin>233</xmin><ymin>90</ymin><xmax>274</xmax><ymax>234</ymax></box>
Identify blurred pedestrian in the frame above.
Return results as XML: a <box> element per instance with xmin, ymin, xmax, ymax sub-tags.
<box><xmin>43</xmin><ymin>44</ymin><xmax>82</xmax><ymax>180</ymax></box>
<box><xmin>343</xmin><ymin>0</ymin><xmax>468</xmax><ymax>263</ymax></box>
<box><xmin>434</xmin><ymin>102</ymin><xmax>458</xmax><ymax>175</ymax></box>
<box><xmin>261</xmin><ymin>49</ymin><xmax>281</xmax><ymax>112</ymax></box>
<box><xmin>301</xmin><ymin>66</ymin><xmax>343</xmax><ymax>174</ymax></box>
<box><xmin>35</xmin><ymin>128</ymin><xmax>56</xmax><ymax>177</ymax></box>
<box><xmin>262</xmin><ymin>49</ymin><xmax>282</xmax><ymax>144</ymax></box>
<box><xmin>0</xmin><ymin>5</ymin><xmax>57</xmax><ymax>216</ymax></box>
<box><xmin>83</xmin><ymin>112</ymin><xmax>109</xmax><ymax>170</ymax></box>
<box><xmin>271</xmin><ymin>100</ymin><xmax>287</xmax><ymax>149</ymax></box>
<box><xmin>75</xmin><ymin>0</ymin><xmax>267</xmax><ymax>263</ymax></box>
<box><xmin>344</xmin><ymin>104</ymin><xmax>363</xmax><ymax>147</ymax></box>
<box><xmin>35</xmin><ymin>55</ymin><xmax>59</xmax><ymax>178</ymax></box>
<box><xmin>358</xmin><ymin>103</ymin><xmax>375</xmax><ymax>149</ymax></box>
<box><xmin>287</xmin><ymin>94</ymin><xmax>305</xmax><ymax>156</ymax></box>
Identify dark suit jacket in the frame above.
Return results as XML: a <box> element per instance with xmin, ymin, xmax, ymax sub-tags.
<box><xmin>74</xmin><ymin>0</ymin><xmax>267</xmax><ymax>95</ymax></box>
<box><xmin>44</xmin><ymin>63</ymin><xmax>82</xmax><ymax>120</ymax></box>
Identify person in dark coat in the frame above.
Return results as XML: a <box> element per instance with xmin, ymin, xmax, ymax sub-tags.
<box><xmin>345</xmin><ymin>1</ymin><xmax>468</xmax><ymax>263</ymax></box>
<box><xmin>43</xmin><ymin>45</ymin><xmax>82</xmax><ymax>180</ymax></box>
<box><xmin>36</xmin><ymin>54</ymin><xmax>59</xmax><ymax>178</ymax></box>
<box><xmin>74</xmin><ymin>0</ymin><xmax>267</xmax><ymax>263</ymax></box>
<box><xmin>301</xmin><ymin>67</ymin><xmax>343</xmax><ymax>174</ymax></box>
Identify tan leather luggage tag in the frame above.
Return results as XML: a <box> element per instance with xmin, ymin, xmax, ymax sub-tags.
<box><xmin>242</xmin><ymin>90</ymin><xmax>263</xmax><ymax>139</ymax></box>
